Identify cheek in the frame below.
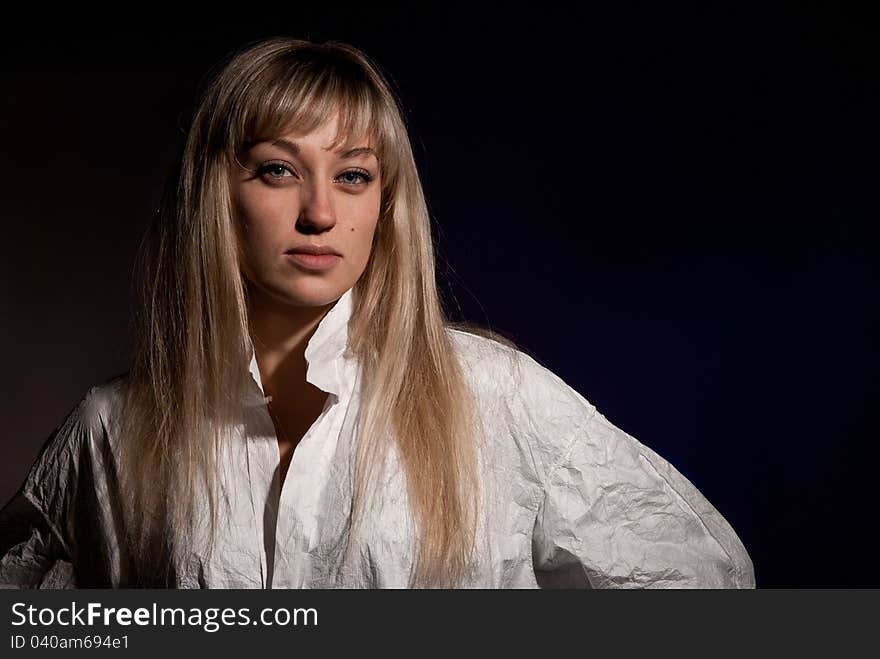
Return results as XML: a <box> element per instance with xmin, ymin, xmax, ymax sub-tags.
<box><xmin>238</xmin><ymin>189</ymin><xmax>290</xmax><ymax>231</ymax></box>
<box><xmin>345</xmin><ymin>199</ymin><xmax>381</xmax><ymax>264</ymax></box>
<box><xmin>235</xmin><ymin>189</ymin><xmax>293</xmax><ymax>255</ymax></box>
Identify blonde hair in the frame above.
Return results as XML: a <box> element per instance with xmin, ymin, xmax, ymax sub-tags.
<box><xmin>118</xmin><ymin>37</ymin><xmax>514</xmax><ymax>587</ymax></box>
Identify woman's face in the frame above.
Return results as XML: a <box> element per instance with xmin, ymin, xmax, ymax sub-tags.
<box><xmin>232</xmin><ymin>114</ymin><xmax>382</xmax><ymax>308</ymax></box>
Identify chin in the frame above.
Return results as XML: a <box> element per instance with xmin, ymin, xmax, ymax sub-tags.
<box><xmin>243</xmin><ymin>268</ymin><xmax>354</xmax><ymax>309</ymax></box>
<box><xmin>275</xmin><ymin>279</ymin><xmax>350</xmax><ymax>308</ymax></box>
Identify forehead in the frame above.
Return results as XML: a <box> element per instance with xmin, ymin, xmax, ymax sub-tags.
<box><xmin>245</xmin><ymin>113</ymin><xmax>376</xmax><ymax>158</ymax></box>
<box><xmin>277</xmin><ymin>118</ymin><xmax>374</xmax><ymax>151</ymax></box>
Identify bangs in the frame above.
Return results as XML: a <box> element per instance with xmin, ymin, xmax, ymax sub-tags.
<box><xmin>225</xmin><ymin>44</ymin><xmax>400</xmax><ymax>186</ymax></box>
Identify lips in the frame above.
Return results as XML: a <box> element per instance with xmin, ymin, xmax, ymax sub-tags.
<box><xmin>284</xmin><ymin>247</ymin><xmax>343</xmax><ymax>271</ymax></box>
<box><xmin>285</xmin><ymin>245</ymin><xmax>342</xmax><ymax>256</ymax></box>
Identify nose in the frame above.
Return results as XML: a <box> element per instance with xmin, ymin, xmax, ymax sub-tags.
<box><xmin>296</xmin><ymin>178</ymin><xmax>337</xmax><ymax>233</ymax></box>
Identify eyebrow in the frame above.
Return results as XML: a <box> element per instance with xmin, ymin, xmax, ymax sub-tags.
<box><xmin>269</xmin><ymin>138</ymin><xmax>377</xmax><ymax>160</ymax></box>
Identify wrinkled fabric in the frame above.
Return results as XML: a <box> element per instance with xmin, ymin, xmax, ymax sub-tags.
<box><xmin>0</xmin><ymin>287</ymin><xmax>755</xmax><ymax>588</ymax></box>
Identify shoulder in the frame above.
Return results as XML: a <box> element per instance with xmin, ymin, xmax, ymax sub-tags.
<box><xmin>446</xmin><ymin>327</ymin><xmax>598</xmax><ymax>476</ymax></box>
<box><xmin>446</xmin><ymin>327</ymin><xmax>519</xmax><ymax>382</ymax></box>
<box><xmin>55</xmin><ymin>375</ymin><xmax>127</xmax><ymax>450</ymax></box>
<box><xmin>22</xmin><ymin>375</ymin><xmax>128</xmax><ymax>507</ymax></box>
<box><xmin>447</xmin><ymin>325</ymin><xmax>569</xmax><ymax>380</ymax></box>
<box><xmin>80</xmin><ymin>375</ymin><xmax>127</xmax><ymax>433</ymax></box>
<box><xmin>447</xmin><ymin>325</ymin><xmax>595</xmax><ymax>413</ymax></box>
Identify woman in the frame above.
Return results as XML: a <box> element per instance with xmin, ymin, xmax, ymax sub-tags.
<box><xmin>0</xmin><ymin>37</ymin><xmax>755</xmax><ymax>588</ymax></box>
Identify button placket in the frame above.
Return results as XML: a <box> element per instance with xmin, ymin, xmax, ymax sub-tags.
<box><xmin>270</xmin><ymin>392</ymin><xmax>341</xmax><ymax>588</ymax></box>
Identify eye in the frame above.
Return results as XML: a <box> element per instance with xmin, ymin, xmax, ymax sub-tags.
<box><xmin>336</xmin><ymin>169</ymin><xmax>374</xmax><ymax>187</ymax></box>
<box><xmin>255</xmin><ymin>162</ymin><xmax>295</xmax><ymax>183</ymax></box>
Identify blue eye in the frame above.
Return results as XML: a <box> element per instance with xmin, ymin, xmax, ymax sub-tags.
<box><xmin>253</xmin><ymin>162</ymin><xmax>373</xmax><ymax>187</ymax></box>
<box><xmin>337</xmin><ymin>169</ymin><xmax>373</xmax><ymax>186</ymax></box>
<box><xmin>257</xmin><ymin>163</ymin><xmax>294</xmax><ymax>180</ymax></box>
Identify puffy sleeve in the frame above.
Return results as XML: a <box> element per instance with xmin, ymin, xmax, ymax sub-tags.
<box><xmin>0</xmin><ymin>490</ymin><xmax>76</xmax><ymax>588</ymax></box>
<box><xmin>0</xmin><ymin>393</ymin><xmax>94</xmax><ymax>589</ymax></box>
<box><xmin>514</xmin><ymin>353</ymin><xmax>755</xmax><ymax>589</ymax></box>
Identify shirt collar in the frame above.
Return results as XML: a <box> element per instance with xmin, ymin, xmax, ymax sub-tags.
<box><xmin>245</xmin><ymin>287</ymin><xmax>354</xmax><ymax>403</ymax></box>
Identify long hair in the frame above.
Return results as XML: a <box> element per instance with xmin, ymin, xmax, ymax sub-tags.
<box><xmin>117</xmin><ymin>37</ymin><xmax>513</xmax><ymax>587</ymax></box>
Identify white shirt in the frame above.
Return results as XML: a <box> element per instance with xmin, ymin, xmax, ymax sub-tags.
<box><xmin>0</xmin><ymin>287</ymin><xmax>755</xmax><ymax>588</ymax></box>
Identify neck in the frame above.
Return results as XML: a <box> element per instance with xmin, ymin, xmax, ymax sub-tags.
<box><xmin>246</xmin><ymin>285</ymin><xmax>335</xmax><ymax>394</ymax></box>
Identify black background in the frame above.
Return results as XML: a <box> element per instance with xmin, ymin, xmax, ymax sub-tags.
<box><xmin>1</xmin><ymin>4</ymin><xmax>877</xmax><ymax>587</ymax></box>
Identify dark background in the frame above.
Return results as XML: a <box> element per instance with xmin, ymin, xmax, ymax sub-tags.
<box><xmin>1</xmin><ymin>4</ymin><xmax>877</xmax><ymax>587</ymax></box>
